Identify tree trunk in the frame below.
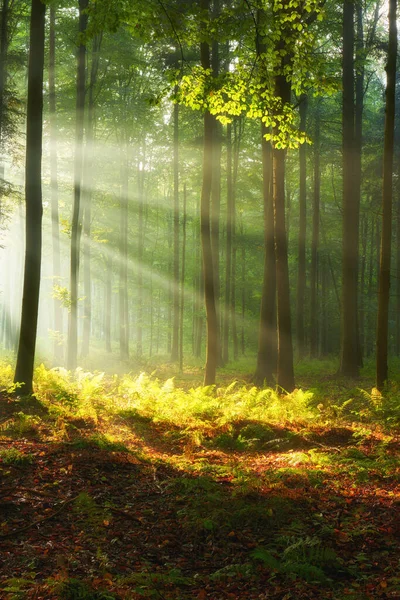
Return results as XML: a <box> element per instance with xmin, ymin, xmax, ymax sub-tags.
<box><xmin>119</xmin><ymin>142</ymin><xmax>129</xmax><ymax>360</ymax></box>
<box><xmin>14</xmin><ymin>0</ymin><xmax>46</xmax><ymax>394</ymax></box>
<box><xmin>0</xmin><ymin>0</ymin><xmax>9</xmax><ymax>204</ymax></box>
<box><xmin>170</xmin><ymin>97</ymin><xmax>179</xmax><ymax>361</ymax></box>
<box><xmin>82</xmin><ymin>34</ymin><xmax>101</xmax><ymax>358</ymax></box>
<box><xmin>231</xmin><ymin>119</ymin><xmax>240</xmax><ymax>361</ymax></box>
<box><xmin>200</xmin><ymin>0</ymin><xmax>218</xmax><ymax>385</ymax></box>
<box><xmin>67</xmin><ymin>0</ymin><xmax>88</xmax><ymax>371</ymax></box>
<box><xmin>359</xmin><ymin>215</ymin><xmax>368</xmax><ymax>355</ymax></box>
<box><xmin>339</xmin><ymin>0</ymin><xmax>360</xmax><ymax>377</ymax></box>
<box><xmin>105</xmin><ymin>255</ymin><xmax>112</xmax><ymax>353</ymax></box>
<box><xmin>137</xmin><ymin>155</ymin><xmax>144</xmax><ymax>357</ymax></box>
<box><xmin>310</xmin><ymin>102</ymin><xmax>320</xmax><ymax>357</ymax></box>
<box><xmin>296</xmin><ymin>95</ymin><xmax>307</xmax><ymax>357</ymax></box>
<box><xmin>211</xmin><ymin>24</ymin><xmax>222</xmax><ymax>366</ymax></box>
<box><xmin>273</xmin><ymin>51</ymin><xmax>295</xmax><ymax>392</ymax></box>
<box><xmin>179</xmin><ymin>183</ymin><xmax>187</xmax><ymax>371</ymax></box>
<box><xmin>376</xmin><ymin>0</ymin><xmax>397</xmax><ymax>390</ymax></box>
<box><xmin>49</xmin><ymin>5</ymin><xmax>63</xmax><ymax>364</ymax></box>
<box><xmin>396</xmin><ymin>191</ymin><xmax>400</xmax><ymax>356</ymax></box>
<box><xmin>254</xmin><ymin>123</ymin><xmax>276</xmax><ymax>385</ymax></box>
<box><xmin>223</xmin><ymin>122</ymin><xmax>233</xmax><ymax>364</ymax></box>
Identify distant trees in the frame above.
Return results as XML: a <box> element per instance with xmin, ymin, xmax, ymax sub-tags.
<box><xmin>4</xmin><ymin>0</ymin><xmax>400</xmax><ymax>393</ymax></box>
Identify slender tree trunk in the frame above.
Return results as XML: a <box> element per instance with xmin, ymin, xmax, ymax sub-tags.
<box><xmin>119</xmin><ymin>142</ymin><xmax>129</xmax><ymax>360</ymax></box>
<box><xmin>273</xmin><ymin>49</ymin><xmax>295</xmax><ymax>392</ymax></box>
<box><xmin>254</xmin><ymin>124</ymin><xmax>276</xmax><ymax>385</ymax></box>
<box><xmin>320</xmin><ymin>252</ymin><xmax>328</xmax><ymax>356</ymax></box>
<box><xmin>296</xmin><ymin>95</ymin><xmax>307</xmax><ymax>357</ymax></box>
<box><xmin>171</xmin><ymin>97</ymin><xmax>179</xmax><ymax>361</ymax></box>
<box><xmin>179</xmin><ymin>183</ymin><xmax>187</xmax><ymax>371</ymax></box>
<box><xmin>137</xmin><ymin>156</ymin><xmax>144</xmax><ymax>357</ymax></box>
<box><xmin>0</xmin><ymin>0</ymin><xmax>9</xmax><ymax>211</ymax></box>
<box><xmin>200</xmin><ymin>0</ymin><xmax>218</xmax><ymax>385</ymax></box>
<box><xmin>223</xmin><ymin>122</ymin><xmax>233</xmax><ymax>364</ymax></box>
<box><xmin>105</xmin><ymin>255</ymin><xmax>112</xmax><ymax>353</ymax></box>
<box><xmin>339</xmin><ymin>0</ymin><xmax>360</xmax><ymax>377</ymax></box>
<box><xmin>396</xmin><ymin>192</ymin><xmax>400</xmax><ymax>356</ymax></box>
<box><xmin>211</xmin><ymin>23</ymin><xmax>222</xmax><ymax>366</ymax></box>
<box><xmin>231</xmin><ymin>119</ymin><xmax>240</xmax><ymax>361</ymax></box>
<box><xmin>49</xmin><ymin>5</ymin><xmax>63</xmax><ymax>364</ymax></box>
<box><xmin>240</xmin><ymin>219</ymin><xmax>245</xmax><ymax>354</ymax></box>
<box><xmin>67</xmin><ymin>0</ymin><xmax>88</xmax><ymax>371</ymax></box>
<box><xmin>82</xmin><ymin>34</ymin><xmax>101</xmax><ymax>358</ymax></box>
<box><xmin>376</xmin><ymin>0</ymin><xmax>397</xmax><ymax>390</ymax></box>
<box><xmin>14</xmin><ymin>0</ymin><xmax>46</xmax><ymax>394</ymax></box>
<box><xmin>365</xmin><ymin>218</ymin><xmax>374</xmax><ymax>357</ymax></box>
<box><xmin>354</xmin><ymin>0</ymin><xmax>364</xmax><ymax>365</ymax></box>
<box><xmin>310</xmin><ymin>102</ymin><xmax>320</xmax><ymax>357</ymax></box>
<box><xmin>360</xmin><ymin>215</ymin><xmax>368</xmax><ymax>355</ymax></box>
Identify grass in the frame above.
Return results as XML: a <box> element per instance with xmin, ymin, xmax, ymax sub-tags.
<box><xmin>0</xmin><ymin>359</ymin><xmax>399</xmax><ymax>599</ymax></box>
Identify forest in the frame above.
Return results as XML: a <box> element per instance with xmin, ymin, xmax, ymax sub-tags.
<box><xmin>0</xmin><ymin>0</ymin><xmax>400</xmax><ymax>599</ymax></box>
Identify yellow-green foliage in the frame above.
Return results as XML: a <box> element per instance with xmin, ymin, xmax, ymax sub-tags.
<box><xmin>1</xmin><ymin>362</ymin><xmax>318</xmax><ymax>431</ymax></box>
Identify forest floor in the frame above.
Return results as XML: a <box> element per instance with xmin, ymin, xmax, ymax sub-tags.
<box><xmin>0</xmin><ymin>362</ymin><xmax>399</xmax><ymax>599</ymax></box>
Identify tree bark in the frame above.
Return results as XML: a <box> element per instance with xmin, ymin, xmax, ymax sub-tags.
<box><xmin>119</xmin><ymin>141</ymin><xmax>129</xmax><ymax>361</ymax></box>
<box><xmin>49</xmin><ymin>5</ymin><xmax>63</xmax><ymax>364</ymax></box>
<box><xmin>0</xmin><ymin>0</ymin><xmax>9</xmax><ymax>153</ymax></box>
<box><xmin>82</xmin><ymin>34</ymin><xmax>101</xmax><ymax>358</ymax></box>
<box><xmin>67</xmin><ymin>0</ymin><xmax>88</xmax><ymax>371</ymax></box>
<box><xmin>296</xmin><ymin>95</ymin><xmax>307</xmax><ymax>358</ymax></box>
<box><xmin>310</xmin><ymin>102</ymin><xmax>320</xmax><ymax>357</ymax></box>
<box><xmin>14</xmin><ymin>0</ymin><xmax>46</xmax><ymax>395</ymax></box>
<box><xmin>339</xmin><ymin>0</ymin><xmax>360</xmax><ymax>377</ymax></box>
<box><xmin>273</xmin><ymin>46</ymin><xmax>295</xmax><ymax>392</ymax></box>
<box><xmin>376</xmin><ymin>0</ymin><xmax>397</xmax><ymax>390</ymax></box>
<box><xmin>105</xmin><ymin>255</ymin><xmax>112</xmax><ymax>353</ymax></box>
<box><xmin>137</xmin><ymin>154</ymin><xmax>144</xmax><ymax>357</ymax></box>
<box><xmin>223</xmin><ymin>122</ymin><xmax>233</xmax><ymax>364</ymax></box>
<box><xmin>170</xmin><ymin>96</ymin><xmax>179</xmax><ymax>361</ymax></box>
<box><xmin>200</xmin><ymin>0</ymin><xmax>218</xmax><ymax>385</ymax></box>
<box><xmin>254</xmin><ymin>123</ymin><xmax>276</xmax><ymax>385</ymax></box>
<box><xmin>179</xmin><ymin>183</ymin><xmax>187</xmax><ymax>371</ymax></box>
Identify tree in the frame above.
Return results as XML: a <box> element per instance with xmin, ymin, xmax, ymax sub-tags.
<box><xmin>14</xmin><ymin>0</ymin><xmax>46</xmax><ymax>395</ymax></box>
<box><xmin>339</xmin><ymin>0</ymin><xmax>361</xmax><ymax>377</ymax></box>
<box><xmin>170</xmin><ymin>94</ymin><xmax>180</xmax><ymax>362</ymax></box>
<box><xmin>376</xmin><ymin>0</ymin><xmax>397</xmax><ymax>390</ymax></box>
<box><xmin>67</xmin><ymin>0</ymin><xmax>88</xmax><ymax>371</ymax></box>
<box><xmin>254</xmin><ymin>122</ymin><xmax>276</xmax><ymax>385</ymax></box>
<box><xmin>200</xmin><ymin>0</ymin><xmax>218</xmax><ymax>385</ymax></box>
<box><xmin>49</xmin><ymin>4</ymin><xmax>63</xmax><ymax>365</ymax></box>
<box><xmin>296</xmin><ymin>95</ymin><xmax>307</xmax><ymax>357</ymax></box>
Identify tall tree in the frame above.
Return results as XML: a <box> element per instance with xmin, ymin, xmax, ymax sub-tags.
<box><xmin>14</xmin><ymin>0</ymin><xmax>46</xmax><ymax>395</ymax></box>
<box><xmin>48</xmin><ymin>4</ymin><xmax>63</xmax><ymax>364</ymax></box>
<box><xmin>0</xmin><ymin>0</ymin><xmax>8</xmax><ymax>152</ymax></box>
<box><xmin>170</xmin><ymin>92</ymin><xmax>179</xmax><ymax>362</ymax></box>
<box><xmin>310</xmin><ymin>100</ymin><xmax>320</xmax><ymax>357</ymax></box>
<box><xmin>376</xmin><ymin>0</ymin><xmax>397</xmax><ymax>390</ymax></box>
<box><xmin>200</xmin><ymin>0</ymin><xmax>218</xmax><ymax>385</ymax></box>
<box><xmin>254</xmin><ymin>123</ymin><xmax>276</xmax><ymax>385</ymax></box>
<box><xmin>119</xmin><ymin>139</ymin><xmax>129</xmax><ymax>361</ymax></box>
<box><xmin>82</xmin><ymin>33</ymin><xmax>102</xmax><ymax>358</ymax></box>
<box><xmin>223</xmin><ymin>121</ymin><xmax>233</xmax><ymax>365</ymax></box>
<box><xmin>296</xmin><ymin>95</ymin><xmax>307</xmax><ymax>357</ymax></box>
<box><xmin>339</xmin><ymin>0</ymin><xmax>360</xmax><ymax>377</ymax></box>
<box><xmin>67</xmin><ymin>0</ymin><xmax>88</xmax><ymax>371</ymax></box>
<box><xmin>272</xmin><ymin>2</ymin><xmax>296</xmax><ymax>392</ymax></box>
